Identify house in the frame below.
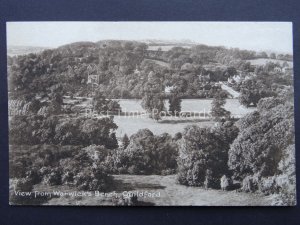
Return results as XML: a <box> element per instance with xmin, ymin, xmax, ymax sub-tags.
<box><xmin>198</xmin><ymin>72</ymin><xmax>210</xmax><ymax>83</ymax></box>
<box><xmin>165</xmin><ymin>86</ymin><xmax>175</xmax><ymax>94</ymax></box>
<box><xmin>134</xmin><ymin>64</ymin><xmax>141</xmax><ymax>75</ymax></box>
<box><xmin>228</xmin><ymin>74</ymin><xmax>242</xmax><ymax>84</ymax></box>
<box><xmin>244</xmin><ymin>75</ymin><xmax>251</xmax><ymax>81</ymax></box>
<box><xmin>274</xmin><ymin>66</ymin><xmax>282</xmax><ymax>73</ymax></box>
<box><xmin>87</xmin><ymin>64</ymin><xmax>100</xmax><ymax>74</ymax></box>
<box><xmin>87</xmin><ymin>74</ymin><xmax>100</xmax><ymax>84</ymax></box>
<box><xmin>87</xmin><ymin>64</ymin><xmax>100</xmax><ymax>84</ymax></box>
<box><xmin>283</xmin><ymin>67</ymin><xmax>293</xmax><ymax>73</ymax></box>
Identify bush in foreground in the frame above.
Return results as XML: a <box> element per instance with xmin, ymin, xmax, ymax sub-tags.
<box><xmin>104</xmin><ymin>129</ymin><xmax>178</xmax><ymax>175</ymax></box>
<box><xmin>177</xmin><ymin>121</ymin><xmax>238</xmax><ymax>188</ymax></box>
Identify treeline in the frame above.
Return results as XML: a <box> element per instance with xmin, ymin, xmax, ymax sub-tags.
<box><xmin>229</xmin><ymin>92</ymin><xmax>295</xmax><ymax>205</ymax></box>
<box><xmin>9</xmin><ymin>113</ymin><xmax>119</xmax><ymax>204</ymax></box>
<box><xmin>9</xmin><ymin>115</ymin><xmax>118</xmax><ymax>148</ymax></box>
<box><xmin>8</xmin><ymin>40</ymin><xmax>291</xmax><ymax>100</ymax></box>
<box><xmin>104</xmin><ymin>129</ymin><xmax>179</xmax><ymax>175</ymax></box>
<box><xmin>176</xmin><ymin>90</ymin><xmax>295</xmax><ymax>205</ymax></box>
<box><xmin>233</xmin><ymin>62</ymin><xmax>294</xmax><ymax>107</ymax></box>
<box><xmin>10</xmin><ymin>144</ymin><xmax>113</xmax><ymax>205</ymax></box>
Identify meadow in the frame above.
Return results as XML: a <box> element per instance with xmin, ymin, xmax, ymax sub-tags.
<box><xmin>246</xmin><ymin>58</ymin><xmax>293</xmax><ymax>67</ymax></box>
<box><xmin>114</xmin><ymin>99</ymin><xmax>255</xmax><ymax>136</ymax></box>
<box><xmin>65</xmin><ymin>97</ymin><xmax>255</xmax><ymax>137</ymax></box>
<box><xmin>40</xmin><ymin>175</ymin><xmax>272</xmax><ymax>206</ymax></box>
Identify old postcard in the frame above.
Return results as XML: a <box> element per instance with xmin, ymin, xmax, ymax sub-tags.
<box><xmin>7</xmin><ymin>22</ymin><xmax>296</xmax><ymax>206</ymax></box>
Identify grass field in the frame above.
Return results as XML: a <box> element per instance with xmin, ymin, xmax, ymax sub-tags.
<box><xmin>247</xmin><ymin>58</ymin><xmax>293</xmax><ymax>67</ymax></box>
<box><xmin>68</xmin><ymin>98</ymin><xmax>255</xmax><ymax>137</ymax></box>
<box><xmin>41</xmin><ymin>175</ymin><xmax>273</xmax><ymax>206</ymax></box>
<box><xmin>114</xmin><ymin>116</ymin><xmax>214</xmax><ymax>137</ymax></box>
<box><xmin>116</xmin><ymin>99</ymin><xmax>255</xmax><ymax>137</ymax></box>
<box><xmin>144</xmin><ymin>59</ymin><xmax>171</xmax><ymax>68</ymax></box>
<box><xmin>118</xmin><ymin>99</ymin><xmax>254</xmax><ymax>115</ymax></box>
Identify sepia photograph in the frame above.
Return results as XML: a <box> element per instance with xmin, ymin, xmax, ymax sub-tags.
<box><xmin>7</xmin><ymin>22</ymin><xmax>296</xmax><ymax>206</ymax></box>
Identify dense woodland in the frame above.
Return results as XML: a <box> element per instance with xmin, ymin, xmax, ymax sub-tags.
<box><xmin>8</xmin><ymin>40</ymin><xmax>292</xmax><ymax>100</ymax></box>
<box><xmin>8</xmin><ymin>40</ymin><xmax>295</xmax><ymax>205</ymax></box>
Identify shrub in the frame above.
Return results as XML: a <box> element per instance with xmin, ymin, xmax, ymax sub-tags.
<box><xmin>220</xmin><ymin>175</ymin><xmax>230</xmax><ymax>191</ymax></box>
<box><xmin>39</xmin><ymin>166</ymin><xmax>51</xmax><ymax>176</ymax></box>
<box><xmin>258</xmin><ymin>176</ymin><xmax>278</xmax><ymax>194</ymax></box>
<box><xmin>9</xmin><ymin>178</ymin><xmax>34</xmax><ymax>205</ymax></box>
<box><xmin>43</xmin><ymin>168</ymin><xmax>62</xmax><ymax>186</ymax></box>
<box><xmin>177</xmin><ymin>122</ymin><xmax>238</xmax><ymax>188</ymax></box>
<box><xmin>127</xmin><ymin>165</ymin><xmax>140</xmax><ymax>175</ymax></box>
<box><xmin>161</xmin><ymin>168</ymin><xmax>176</xmax><ymax>176</ymax></box>
<box><xmin>229</xmin><ymin>96</ymin><xmax>294</xmax><ymax>180</ymax></box>
<box><xmin>25</xmin><ymin>168</ymin><xmax>42</xmax><ymax>185</ymax></box>
<box><xmin>275</xmin><ymin>186</ymin><xmax>296</xmax><ymax>206</ymax></box>
<box><xmin>10</xmin><ymin>161</ymin><xmax>26</xmax><ymax>178</ymax></box>
<box><xmin>113</xmin><ymin>195</ymin><xmax>139</xmax><ymax>206</ymax></box>
<box><xmin>73</xmin><ymin>166</ymin><xmax>112</xmax><ymax>191</ymax></box>
<box><xmin>117</xmin><ymin>166</ymin><xmax>128</xmax><ymax>174</ymax></box>
<box><xmin>14</xmin><ymin>178</ymin><xmax>33</xmax><ymax>192</ymax></box>
<box><xmin>107</xmin><ymin>130</ymin><xmax>178</xmax><ymax>175</ymax></box>
<box><xmin>61</xmin><ymin>171</ymin><xmax>74</xmax><ymax>184</ymax></box>
<box><xmin>241</xmin><ymin>175</ymin><xmax>259</xmax><ymax>192</ymax></box>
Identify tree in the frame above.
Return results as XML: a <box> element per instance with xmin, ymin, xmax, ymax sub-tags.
<box><xmin>224</xmin><ymin>67</ymin><xmax>237</xmax><ymax>77</ymax></box>
<box><xmin>282</xmin><ymin>61</ymin><xmax>289</xmax><ymax>68</ymax></box>
<box><xmin>240</xmin><ymin>61</ymin><xmax>252</xmax><ymax>72</ymax></box>
<box><xmin>228</xmin><ymin>95</ymin><xmax>295</xmax><ymax>181</ymax></box>
<box><xmin>177</xmin><ymin>122</ymin><xmax>238</xmax><ymax>188</ymax></box>
<box><xmin>54</xmin><ymin>119</ymin><xmax>81</xmax><ymax>145</ymax></box>
<box><xmin>141</xmin><ymin>70</ymin><xmax>165</xmax><ymax>120</ymax></box>
<box><xmin>270</xmin><ymin>52</ymin><xmax>277</xmax><ymax>59</ymax></box>
<box><xmin>168</xmin><ymin>93</ymin><xmax>181</xmax><ymax>116</ymax></box>
<box><xmin>93</xmin><ymin>91</ymin><xmax>122</xmax><ymax>114</ymax></box>
<box><xmin>258</xmin><ymin>51</ymin><xmax>268</xmax><ymax>58</ymax></box>
<box><xmin>122</xmin><ymin>134</ymin><xmax>130</xmax><ymax>149</ymax></box>
<box><xmin>22</xmin><ymin>101</ymin><xmax>39</xmax><ymax>115</ymax></box>
<box><xmin>238</xmin><ymin>79</ymin><xmax>273</xmax><ymax>107</ymax></box>
<box><xmin>107</xmin><ymin>100</ymin><xmax>122</xmax><ymax>114</ymax></box>
<box><xmin>107</xmin><ymin>129</ymin><xmax>178</xmax><ymax>175</ymax></box>
<box><xmin>9</xmin><ymin>115</ymin><xmax>36</xmax><ymax>145</ymax></box>
<box><xmin>80</xmin><ymin>117</ymin><xmax>118</xmax><ymax>148</ymax></box>
<box><xmin>93</xmin><ymin>91</ymin><xmax>109</xmax><ymax>113</ymax></box>
<box><xmin>106</xmin><ymin>132</ymin><xmax>119</xmax><ymax>149</ymax></box>
<box><xmin>49</xmin><ymin>92</ymin><xmax>63</xmax><ymax>114</ymax></box>
<box><xmin>211</xmin><ymin>92</ymin><xmax>230</xmax><ymax>121</ymax></box>
<box><xmin>141</xmin><ymin>93</ymin><xmax>165</xmax><ymax>121</ymax></box>
<box><xmin>277</xmin><ymin>144</ymin><xmax>296</xmax><ymax>205</ymax></box>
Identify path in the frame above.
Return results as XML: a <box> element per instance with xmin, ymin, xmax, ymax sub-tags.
<box><xmin>221</xmin><ymin>83</ymin><xmax>240</xmax><ymax>98</ymax></box>
<box><xmin>145</xmin><ymin>58</ymin><xmax>171</xmax><ymax>68</ymax></box>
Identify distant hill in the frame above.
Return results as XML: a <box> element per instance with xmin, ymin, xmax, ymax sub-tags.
<box><xmin>7</xmin><ymin>45</ymin><xmax>49</xmax><ymax>56</ymax></box>
<box><xmin>141</xmin><ymin>39</ymin><xmax>196</xmax><ymax>46</ymax></box>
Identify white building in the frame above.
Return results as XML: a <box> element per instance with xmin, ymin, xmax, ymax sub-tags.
<box><xmin>228</xmin><ymin>74</ymin><xmax>242</xmax><ymax>84</ymax></box>
<box><xmin>165</xmin><ymin>86</ymin><xmax>175</xmax><ymax>94</ymax></box>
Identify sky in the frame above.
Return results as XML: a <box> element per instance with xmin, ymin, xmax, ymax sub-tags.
<box><xmin>7</xmin><ymin>22</ymin><xmax>293</xmax><ymax>54</ymax></box>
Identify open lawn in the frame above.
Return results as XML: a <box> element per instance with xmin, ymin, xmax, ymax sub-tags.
<box><xmin>247</xmin><ymin>58</ymin><xmax>293</xmax><ymax>67</ymax></box>
<box><xmin>114</xmin><ymin>116</ymin><xmax>214</xmax><ymax>137</ymax></box>
<box><xmin>118</xmin><ymin>99</ymin><xmax>255</xmax><ymax>115</ymax></box>
<box><xmin>65</xmin><ymin>98</ymin><xmax>255</xmax><ymax>137</ymax></box>
<box><xmin>144</xmin><ymin>59</ymin><xmax>171</xmax><ymax>68</ymax></box>
<box><xmin>115</xmin><ymin>98</ymin><xmax>255</xmax><ymax>137</ymax></box>
<box><xmin>40</xmin><ymin>175</ymin><xmax>273</xmax><ymax>206</ymax></box>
